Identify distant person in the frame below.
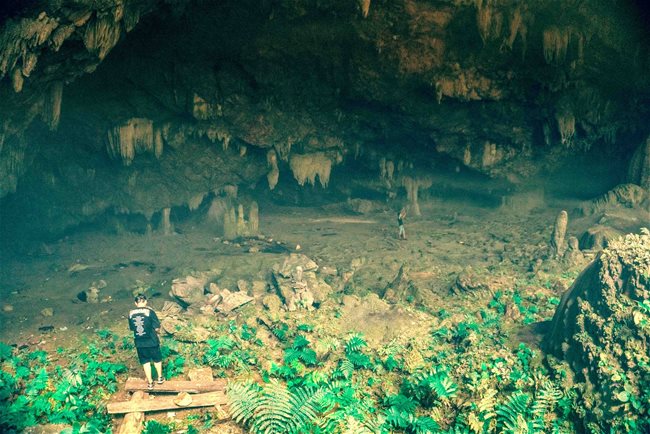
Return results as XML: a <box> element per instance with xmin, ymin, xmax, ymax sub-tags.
<box><xmin>128</xmin><ymin>294</ymin><xmax>164</xmax><ymax>389</ymax></box>
<box><xmin>398</xmin><ymin>208</ymin><xmax>407</xmax><ymax>240</ymax></box>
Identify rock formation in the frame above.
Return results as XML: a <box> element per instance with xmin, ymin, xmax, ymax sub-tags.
<box><xmin>546</xmin><ymin>229</ymin><xmax>650</xmax><ymax>430</ymax></box>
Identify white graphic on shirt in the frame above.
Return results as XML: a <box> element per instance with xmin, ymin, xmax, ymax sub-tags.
<box><xmin>134</xmin><ymin>316</ymin><xmax>146</xmax><ymax>336</ymax></box>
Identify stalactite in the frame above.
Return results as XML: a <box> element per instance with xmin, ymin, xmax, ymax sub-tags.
<box><xmin>123</xmin><ymin>1</ymin><xmax>142</xmax><ymax>32</ymax></box>
<box><xmin>154</xmin><ymin>127</ymin><xmax>164</xmax><ymax>158</ymax></box>
<box><xmin>475</xmin><ymin>0</ymin><xmax>502</xmax><ymax>45</ymax></box>
<box><xmin>481</xmin><ymin>142</ymin><xmax>499</xmax><ymax>167</ymax></box>
<box><xmin>628</xmin><ymin>136</ymin><xmax>650</xmax><ymax>191</ymax></box>
<box><xmin>275</xmin><ymin>139</ymin><xmax>293</xmax><ymax>161</ymax></box>
<box><xmin>42</xmin><ymin>81</ymin><xmax>63</xmax><ymax>131</ymax></box>
<box><xmin>401</xmin><ymin>176</ymin><xmax>432</xmax><ymax>216</ymax></box>
<box><xmin>106</xmin><ymin>118</ymin><xmax>157</xmax><ymax>165</ymax></box>
<box><xmin>543</xmin><ymin>27</ymin><xmax>572</xmax><ymax>64</ymax></box>
<box><xmin>11</xmin><ymin>68</ymin><xmax>23</xmax><ymax>93</ymax></box>
<box><xmin>289</xmin><ymin>152</ymin><xmax>333</xmax><ymax>188</ymax></box>
<box><xmin>50</xmin><ymin>25</ymin><xmax>75</xmax><ymax>52</ymax></box>
<box><xmin>267</xmin><ymin>149</ymin><xmax>279</xmax><ymax>190</ymax></box>
<box><xmin>192</xmin><ymin>94</ymin><xmax>211</xmax><ymax>120</ymax></box>
<box><xmin>463</xmin><ymin>146</ymin><xmax>471</xmax><ymax>165</ymax></box>
<box><xmin>83</xmin><ymin>16</ymin><xmax>122</xmax><ymax>60</ymax></box>
<box><xmin>22</xmin><ymin>51</ymin><xmax>37</xmax><ymax>77</ymax></box>
<box><xmin>360</xmin><ymin>0</ymin><xmax>371</xmax><ymax>18</ymax></box>
<box><xmin>379</xmin><ymin>158</ymin><xmax>387</xmax><ymax>179</ymax></box>
<box><xmin>188</xmin><ymin>193</ymin><xmax>205</xmax><ymax>211</ymax></box>
<box><xmin>555</xmin><ymin>110</ymin><xmax>576</xmax><ymax>145</ymax></box>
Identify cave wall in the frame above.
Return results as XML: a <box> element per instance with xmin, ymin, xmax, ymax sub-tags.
<box><xmin>1</xmin><ymin>0</ymin><xmax>649</xmax><ymax>239</ymax></box>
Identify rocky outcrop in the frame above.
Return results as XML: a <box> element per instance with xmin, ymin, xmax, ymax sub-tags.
<box><xmin>546</xmin><ymin>229</ymin><xmax>650</xmax><ymax>430</ymax></box>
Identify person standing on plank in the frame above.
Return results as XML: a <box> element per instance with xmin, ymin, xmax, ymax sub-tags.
<box><xmin>128</xmin><ymin>294</ymin><xmax>164</xmax><ymax>389</ymax></box>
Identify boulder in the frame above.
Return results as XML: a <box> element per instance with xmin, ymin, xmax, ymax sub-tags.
<box><xmin>170</xmin><ymin>275</ymin><xmax>208</xmax><ymax>305</ymax></box>
<box><xmin>579</xmin><ymin>225</ymin><xmax>623</xmax><ymax>251</ymax></box>
<box><xmin>546</xmin><ymin>229</ymin><xmax>650</xmax><ymax>429</ymax></box>
<box><xmin>271</xmin><ymin>254</ymin><xmax>331</xmax><ymax>310</ymax></box>
<box><xmin>215</xmin><ymin>291</ymin><xmax>254</xmax><ymax>314</ymax></box>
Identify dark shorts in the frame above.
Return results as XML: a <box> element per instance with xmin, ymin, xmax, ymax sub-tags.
<box><xmin>136</xmin><ymin>346</ymin><xmax>162</xmax><ymax>364</ymax></box>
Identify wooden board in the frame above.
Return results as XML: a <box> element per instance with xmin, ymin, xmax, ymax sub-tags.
<box><xmin>107</xmin><ymin>391</ymin><xmax>228</xmax><ymax>414</ymax></box>
<box><xmin>124</xmin><ymin>377</ymin><xmax>227</xmax><ymax>393</ymax></box>
<box><xmin>116</xmin><ymin>391</ymin><xmax>145</xmax><ymax>434</ymax></box>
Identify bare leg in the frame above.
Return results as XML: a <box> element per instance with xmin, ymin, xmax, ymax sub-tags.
<box><xmin>142</xmin><ymin>362</ymin><xmax>153</xmax><ymax>383</ymax></box>
<box><xmin>154</xmin><ymin>361</ymin><xmax>163</xmax><ymax>381</ymax></box>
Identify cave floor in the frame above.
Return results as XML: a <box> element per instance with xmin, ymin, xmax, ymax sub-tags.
<box><xmin>0</xmin><ymin>196</ymin><xmax>584</xmax><ymax>357</ymax></box>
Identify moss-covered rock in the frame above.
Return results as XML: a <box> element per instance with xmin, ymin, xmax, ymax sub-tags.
<box><xmin>546</xmin><ymin>229</ymin><xmax>650</xmax><ymax>431</ymax></box>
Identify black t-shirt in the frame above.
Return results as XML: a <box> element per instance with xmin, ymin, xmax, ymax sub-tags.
<box><xmin>398</xmin><ymin>214</ymin><xmax>404</xmax><ymax>226</ymax></box>
<box><xmin>128</xmin><ymin>307</ymin><xmax>161</xmax><ymax>348</ymax></box>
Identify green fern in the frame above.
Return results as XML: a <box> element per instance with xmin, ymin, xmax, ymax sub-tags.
<box><xmin>228</xmin><ymin>379</ymin><xmax>330</xmax><ymax>434</ymax></box>
<box><xmin>496</xmin><ymin>391</ymin><xmax>544</xmax><ymax>433</ymax></box>
<box><xmin>345</xmin><ymin>334</ymin><xmax>368</xmax><ymax>355</ymax></box>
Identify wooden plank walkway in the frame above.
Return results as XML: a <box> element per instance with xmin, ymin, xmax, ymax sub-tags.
<box><xmin>107</xmin><ymin>391</ymin><xmax>228</xmax><ymax>414</ymax></box>
<box><xmin>123</xmin><ymin>377</ymin><xmax>227</xmax><ymax>393</ymax></box>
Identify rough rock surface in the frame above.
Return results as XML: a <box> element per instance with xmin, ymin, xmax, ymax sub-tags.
<box><xmin>546</xmin><ymin>229</ymin><xmax>650</xmax><ymax>429</ymax></box>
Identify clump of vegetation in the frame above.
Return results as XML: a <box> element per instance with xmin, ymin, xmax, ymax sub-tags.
<box><xmin>0</xmin><ymin>330</ymin><xmax>126</xmax><ymax>433</ymax></box>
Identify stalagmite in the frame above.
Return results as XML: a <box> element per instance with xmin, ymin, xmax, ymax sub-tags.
<box><xmin>386</xmin><ymin>160</ymin><xmax>394</xmax><ymax>181</ymax></box>
<box><xmin>224</xmin><ymin>207</ymin><xmax>237</xmax><ymax>240</ymax></box>
<box><xmin>237</xmin><ymin>204</ymin><xmax>246</xmax><ymax>235</ymax></box>
<box><xmin>267</xmin><ymin>150</ymin><xmax>279</xmax><ymax>190</ymax></box>
<box><xmin>249</xmin><ymin>202</ymin><xmax>259</xmax><ymax>234</ymax></box>
<box><xmin>42</xmin><ymin>81</ymin><xmax>63</xmax><ymax>130</ymax></box>
<box><xmin>401</xmin><ymin>176</ymin><xmax>433</xmax><ymax>216</ymax></box>
<box><xmin>289</xmin><ymin>152</ymin><xmax>333</xmax><ymax>188</ymax></box>
<box><xmin>161</xmin><ymin>208</ymin><xmax>173</xmax><ymax>235</ymax></box>
<box><xmin>550</xmin><ymin>210</ymin><xmax>568</xmax><ymax>258</ymax></box>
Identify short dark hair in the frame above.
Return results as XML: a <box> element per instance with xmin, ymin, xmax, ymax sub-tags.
<box><xmin>134</xmin><ymin>294</ymin><xmax>147</xmax><ymax>303</ymax></box>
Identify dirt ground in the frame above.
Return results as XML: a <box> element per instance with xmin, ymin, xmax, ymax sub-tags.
<box><xmin>0</xmin><ymin>192</ymin><xmax>569</xmax><ymax>349</ymax></box>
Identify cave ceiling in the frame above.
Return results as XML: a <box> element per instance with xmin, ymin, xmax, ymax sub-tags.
<box><xmin>0</xmin><ymin>0</ymin><xmax>649</xmax><ymax>237</ymax></box>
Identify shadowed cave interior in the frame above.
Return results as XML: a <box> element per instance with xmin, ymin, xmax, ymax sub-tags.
<box><xmin>0</xmin><ymin>1</ymin><xmax>649</xmax><ymax>433</ymax></box>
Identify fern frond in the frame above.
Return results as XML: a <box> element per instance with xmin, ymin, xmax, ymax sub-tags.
<box><xmin>345</xmin><ymin>334</ymin><xmax>368</xmax><ymax>355</ymax></box>
<box><xmin>477</xmin><ymin>387</ymin><xmax>497</xmax><ymax>419</ymax></box>
<box><xmin>532</xmin><ymin>381</ymin><xmax>562</xmax><ymax>419</ymax></box>
<box><xmin>227</xmin><ymin>381</ymin><xmax>262</xmax><ymax>425</ymax></box>
<box><xmin>496</xmin><ymin>391</ymin><xmax>530</xmax><ymax>432</ymax></box>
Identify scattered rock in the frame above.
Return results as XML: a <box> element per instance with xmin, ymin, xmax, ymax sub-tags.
<box><xmin>262</xmin><ymin>294</ymin><xmax>283</xmax><ymax>314</ymax></box>
<box><xmin>2</xmin><ymin>304</ymin><xmax>13</xmax><ymax>312</ymax></box>
<box><xmin>41</xmin><ymin>308</ymin><xmax>54</xmax><ymax>317</ymax></box>
<box><xmin>383</xmin><ymin>264</ymin><xmax>417</xmax><ymax>304</ymax></box>
<box><xmin>451</xmin><ymin>268</ymin><xmax>487</xmax><ymax>294</ymax></box>
<box><xmin>170</xmin><ymin>275</ymin><xmax>208</xmax><ymax>305</ymax></box>
<box><xmin>346</xmin><ymin>198</ymin><xmax>376</xmax><ymax>214</ymax></box>
<box><xmin>24</xmin><ymin>424</ymin><xmax>73</xmax><ymax>434</ymax></box>
<box><xmin>236</xmin><ymin>280</ymin><xmax>249</xmax><ymax>293</ymax></box>
<box><xmin>174</xmin><ymin>392</ymin><xmax>193</xmax><ymax>407</ymax></box>
<box><xmin>215</xmin><ymin>291</ymin><xmax>254</xmax><ymax>314</ymax></box>
<box><xmin>160</xmin><ymin>300</ymin><xmax>184</xmax><ymax>316</ymax></box>
<box><xmin>251</xmin><ymin>280</ymin><xmax>268</xmax><ymax>297</ymax></box>
<box><xmin>579</xmin><ymin>225</ymin><xmax>623</xmax><ymax>251</ymax></box>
